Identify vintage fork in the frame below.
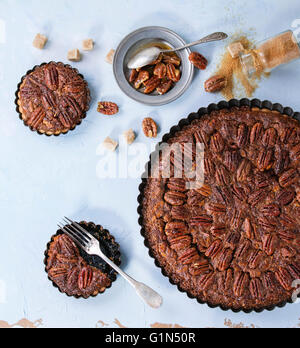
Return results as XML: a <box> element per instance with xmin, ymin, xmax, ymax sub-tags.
<box><xmin>58</xmin><ymin>217</ymin><xmax>163</xmax><ymax>309</ymax></box>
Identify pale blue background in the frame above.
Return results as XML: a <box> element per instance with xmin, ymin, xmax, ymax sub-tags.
<box><xmin>0</xmin><ymin>0</ymin><xmax>300</xmax><ymax>328</ymax></box>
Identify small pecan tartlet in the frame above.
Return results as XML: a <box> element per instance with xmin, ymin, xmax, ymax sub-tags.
<box><xmin>16</xmin><ymin>62</ymin><xmax>90</xmax><ymax>135</ymax></box>
<box><xmin>44</xmin><ymin>221</ymin><xmax>121</xmax><ymax>299</ymax></box>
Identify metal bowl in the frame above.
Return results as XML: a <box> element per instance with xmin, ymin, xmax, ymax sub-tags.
<box><xmin>113</xmin><ymin>26</ymin><xmax>194</xmax><ymax>106</ymax></box>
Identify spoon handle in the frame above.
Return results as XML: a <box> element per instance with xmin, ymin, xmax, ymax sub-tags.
<box><xmin>163</xmin><ymin>32</ymin><xmax>228</xmax><ymax>53</ymax></box>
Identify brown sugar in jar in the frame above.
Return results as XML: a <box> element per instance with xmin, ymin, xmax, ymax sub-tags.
<box><xmin>241</xmin><ymin>30</ymin><xmax>300</xmax><ymax>76</ymax></box>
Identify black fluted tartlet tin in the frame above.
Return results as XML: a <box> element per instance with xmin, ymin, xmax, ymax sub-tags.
<box><xmin>44</xmin><ymin>221</ymin><xmax>121</xmax><ymax>299</ymax></box>
<box><xmin>137</xmin><ymin>98</ymin><xmax>300</xmax><ymax>313</ymax></box>
<box><xmin>15</xmin><ymin>62</ymin><xmax>91</xmax><ymax>136</ymax></box>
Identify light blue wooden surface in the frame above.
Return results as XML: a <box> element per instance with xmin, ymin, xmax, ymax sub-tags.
<box><xmin>0</xmin><ymin>0</ymin><xmax>299</xmax><ymax>328</ymax></box>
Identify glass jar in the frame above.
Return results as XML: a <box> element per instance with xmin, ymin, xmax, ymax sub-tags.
<box><xmin>240</xmin><ymin>30</ymin><xmax>300</xmax><ymax>76</ymax></box>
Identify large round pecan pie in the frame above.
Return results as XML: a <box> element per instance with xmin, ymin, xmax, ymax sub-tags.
<box><xmin>17</xmin><ymin>62</ymin><xmax>90</xmax><ymax>135</ymax></box>
<box><xmin>45</xmin><ymin>222</ymin><xmax>121</xmax><ymax>299</ymax></box>
<box><xmin>141</xmin><ymin>105</ymin><xmax>300</xmax><ymax>311</ymax></box>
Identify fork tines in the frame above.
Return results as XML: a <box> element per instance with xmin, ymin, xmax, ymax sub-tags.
<box><xmin>58</xmin><ymin>218</ymin><xmax>92</xmax><ymax>251</ymax></box>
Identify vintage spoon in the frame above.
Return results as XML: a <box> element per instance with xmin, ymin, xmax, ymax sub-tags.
<box><xmin>127</xmin><ymin>32</ymin><xmax>228</xmax><ymax>69</ymax></box>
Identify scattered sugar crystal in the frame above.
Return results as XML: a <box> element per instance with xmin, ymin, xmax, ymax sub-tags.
<box><xmin>68</xmin><ymin>49</ymin><xmax>81</xmax><ymax>62</ymax></box>
<box><xmin>123</xmin><ymin>129</ymin><xmax>136</xmax><ymax>145</ymax></box>
<box><xmin>102</xmin><ymin>137</ymin><xmax>118</xmax><ymax>152</ymax></box>
<box><xmin>82</xmin><ymin>39</ymin><xmax>94</xmax><ymax>51</ymax></box>
<box><xmin>227</xmin><ymin>42</ymin><xmax>245</xmax><ymax>58</ymax></box>
<box><xmin>33</xmin><ymin>33</ymin><xmax>48</xmax><ymax>49</ymax></box>
<box><xmin>106</xmin><ymin>49</ymin><xmax>115</xmax><ymax>64</ymax></box>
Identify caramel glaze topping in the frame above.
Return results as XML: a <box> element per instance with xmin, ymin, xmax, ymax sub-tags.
<box><xmin>142</xmin><ymin>106</ymin><xmax>300</xmax><ymax>310</ymax></box>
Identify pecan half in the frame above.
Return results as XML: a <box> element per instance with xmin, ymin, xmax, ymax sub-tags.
<box><xmin>279</xmin><ymin>214</ymin><xmax>295</xmax><ymax>227</ymax></box>
<box><xmin>218</xmin><ymin>269</ymin><xmax>233</xmax><ymax>292</ymax></box>
<box><xmin>250</xmin><ymin>278</ymin><xmax>263</xmax><ymax>299</ymax></box>
<box><xmin>233</xmin><ymin>272</ymin><xmax>249</xmax><ymax>297</ymax></box>
<box><xmin>262</xmin><ymin>128</ymin><xmax>277</xmax><ymax>147</ymax></box>
<box><xmin>78</xmin><ymin>267</ymin><xmax>93</xmax><ymax>290</ymax></box>
<box><xmin>215</xmin><ymin>166</ymin><xmax>230</xmax><ymax>186</ymax></box>
<box><xmin>262</xmin><ymin>234</ymin><xmax>277</xmax><ymax>256</ymax></box>
<box><xmin>230</xmin><ymin>210</ymin><xmax>242</xmax><ymax>229</ymax></box>
<box><xmin>59</xmin><ymin>234</ymin><xmax>79</xmax><ymax>256</ymax></box>
<box><xmin>287</xmin><ymin>263</ymin><xmax>300</xmax><ymax>279</ymax></box>
<box><xmin>56</xmin><ymin>254</ymin><xmax>77</xmax><ymax>264</ymax></box>
<box><xmin>279</xmin><ymin>169</ymin><xmax>299</xmax><ymax>188</ymax></box>
<box><xmin>196</xmin><ymin>184</ymin><xmax>212</xmax><ymax>198</ymax></box>
<box><xmin>204</xmin><ymin>75</ymin><xmax>227</xmax><ymax>93</ymax></box>
<box><xmin>204</xmin><ymin>159</ymin><xmax>215</xmax><ymax>177</ymax></box>
<box><xmin>189</xmin><ymin>52</ymin><xmax>208</xmax><ymax>70</ymax></box>
<box><xmin>274</xmin><ymin>149</ymin><xmax>290</xmax><ymax>175</ymax></box>
<box><xmin>170</xmin><ymin>235</ymin><xmax>192</xmax><ymax>251</ymax></box>
<box><xmin>275</xmin><ymin>267</ymin><xmax>293</xmax><ymax>291</ymax></box>
<box><xmin>207</xmin><ymin>203</ymin><xmax>226</xmax><ymax>214</ymax></box>
<box><xmin>67</xmin><ymin>267</ymin><xmax>79</xmax><ymax>288</ymax></box>
<box><xmin>259</xmin><ymin>216</ymin><xmax>277</xmax><ymax>231</ymax></box>
<box><xmin>198</xmin><ymin>272</ymin><xmax>215</xmax><ymax>291</ymax></box>
<box><xmin>144</xmin><ymin>76</ymin><xmax>161</xmax><ymax>94</ymax></box>
<box><xmin>178</xmin><ymin>248</ymin><xmax>201</xmax><ymax>265</ymax></box>
<box><xmin>171</xmin><ymin>206</ymin><xmax>188</xmax><ymax>220</ymax></box>
<box><xmin>217</xmin><ymin>249</ymin><xmax>233</xmax><ymax>271</ymax></box>
<box><xmin>142</xmin><ymin>117</ymin><xmax>158</xmax><ymax>138</ymax></box>
<box><xmin>166</xmin><ymin>63</ymin><xmax>180</xmax><ymax>82</ymax></box>
<box><xmin>27</xmin><ymin>107</ymin><xmax>46</xmax><ymax>128</ymax></box>
<box><xmin>157</xmin><ymin>79</ymin><xmax>172</xmax><ymax>95</ymax></box>
<box><xmin>129</xmin><ymin>69</ymin><xmax>138</xmax><ymax>83</ymax></box>
<box><xmin>205</xmin><ymin>240</ymin><xmax>223</xmax><ymax>259</ymax></box>
<box><xmin>97</xmin><ymin>101</ymin><xmax>119</xmax><ymax>115</ymax></box>
<box><xmin>250</xmin><ymin>123</ymin><xmax>264</xmax><ymax>144</ymax></box>
<box><xmin>190</xmin><ymin>215</ymin><xmax>213</xmax><ymax>227</ymax></box>
<box><xmin>235</xmin><ymin>240</ymin><xmax>251</xmax><ymax>259</ymax></box>
<box><xmin>45</xmin><ymin>65</ymin><xmax>59</xmax><ymax>90</ymax></box>
<box><xmin>164</xmin><ymin>191</ymin><xmax>186</xmax><ymax>206</ymax></box>
<box><xmin>243</xmin><ymin>218</ymin><xmax>256</xmax><ymax>240</ymax></box>
<box><xmin>237</xmin><ymin>124</ymin><xmax>249</xmax><ymax>148</ymax></box>
<box><xmin>167</xmin><ymin>178</ymin><xmax>187</xmax><ymax>192</ymax></box>
<box><xmin>211</xmin><ymin>225</ymin><xmax>226</xmax><ymax>236</ymax></box>
<box><xmin>248</xmin><ymin>188</ymin><xmax>268</xmax><ymax>206</ymax></box>
<box><xmin>224</xmin><ymin>151</ymin><xmax>240</xmax><ymax>172</ymax></box>
<box><xmin>278</xmin><ymin>230</ymin><xmax>295</xmax><ymax>242</ymax></box>
<box><xmin>189</xmin><ymin>260</ymin><xmax>211</xmax><ymax>276</ymax></box>
<box><xmin>215</xmin><ymin>186</ymin><xmax>233</xmax><ymax>205</ymax></box>
<box><xmin>261</xmin><ymin>204</ymin><xmax>281</xmax><ymax>217</ymax></box>
<box><xmin>41</xmin><ymin>91</ymin><xmax>57</xmax><ymax>110</ymax></box>
<box><xmin>282</xmin><ymin>127</ymin><xmax>298</xmax><ymax>144</ymax></box>
<box><xmin>48</xmin><ymin>265</ymin><xmax>68</xmax><ymax>279</ymax></box>
<box><xmin>248</xmin><ymin>250</ymin><xmax>262</xmax><ymax>269</ymax></box>
<box><xmin>165</xmin><ymin>222</ymin><xmax>188</xmax><ymax>238</ymax></box>
<box><xmin>263</xmin><ymin>272</ymin><xmax>278</xmax><ymax>292</ymax></box>
<box><xmin>211</xmin><ymin>132</ymin><xmax>225</xmax><ymax>153</ymax></box>
<box><xmin>195</xmin><ymin>129</ymin><xmax>209</xmax><ymax>148</ymax></box>
<box><xmin>162</xmin><ymin>52</ymin><xmax>181</xmax><ymax>66</ymax></box>
<box><xmin>154</xmin><ymin>62</ymin><xmax>167</xmax><ymax>78</ymax></box>
<box><xmin>134</xmin><ymin>70</ymin><xmax>150</xmax><ymax>89</ymax></box>
<box><xmin>236</xmin><ymin>159</ymin><xmax>252</xmax><ymax>182</ymax></box>
<box><xmin>257</xmin><ymin>148</ymin><xmax>274</xmax><ymax>171</ymax></box>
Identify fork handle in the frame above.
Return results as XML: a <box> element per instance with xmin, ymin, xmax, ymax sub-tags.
<box><xmin>98</xmin><ymin>252</ymin><xmax>163</xmax><ymax>309</ymax></box>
